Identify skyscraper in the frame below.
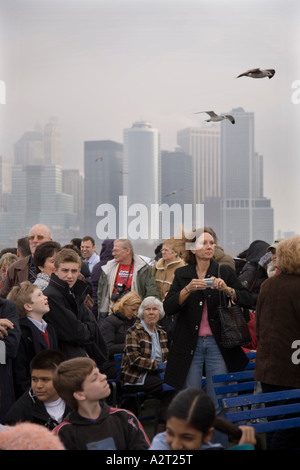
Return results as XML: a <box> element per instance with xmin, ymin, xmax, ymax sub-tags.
<box><xmin>84</xmin><ymin>140</ymin><xmax>123</xmax><ymax>241</ymax></box>
<box><xmin>123</xmin><ymin>121</ymin><xmax>160</xmax><ymax>208</ymax></box>
<box><xmin>161</xmin><ymin>149</ymin><xmax>193</xmax><ymax>237</ymax></box>
<box><xmin>0</xmin><ymin>164</ymin><xmax>76</xmax><ymax>247</ymax></box>
<box><xmin>220</xmin><ymin>108</ymin><xmax>274</xmax><ymax>254</ymax></box>
<box><xmin>44</xmin><ymin>117</ymin><xmax>62</xmax><ymax>166</ymax></box>
<box><xmin>177</xmin><ymin>126</ymin><xmax>221</xmax><ymax>206</ymax></box>
<box><xmin>123</xmin><ymin>121</ymin><xmax>160</xmax><ymax>248</ymax></box>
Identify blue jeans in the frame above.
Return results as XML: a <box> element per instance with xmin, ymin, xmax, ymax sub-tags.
<box><xmin>183</xmin><ymin>335</ymin><xmax>228</xmax><ymax>447</ymax></box>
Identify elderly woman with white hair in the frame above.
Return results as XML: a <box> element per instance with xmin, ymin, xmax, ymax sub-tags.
<box><xmin>119</xmin><ymin>296</ymin><xmax>175</xmax><ymax>428</ymax></box>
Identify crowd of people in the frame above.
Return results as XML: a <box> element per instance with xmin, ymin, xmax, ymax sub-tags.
<box><xmin>0</xmin><ymin>223</ymin><xmax>299</xmax><ymax>451</ymax></box>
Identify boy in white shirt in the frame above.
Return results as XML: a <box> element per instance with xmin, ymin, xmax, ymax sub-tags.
<box><xmin>3</xmin><ymin>349</ymin><xmax>71</xmax><ymax>429</ymax></box>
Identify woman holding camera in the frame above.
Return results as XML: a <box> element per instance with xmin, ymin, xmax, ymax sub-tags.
<box><xmin>163</xmin><ymin>228</ymin><xmax>253</xmax><ymax>429</ymax></box>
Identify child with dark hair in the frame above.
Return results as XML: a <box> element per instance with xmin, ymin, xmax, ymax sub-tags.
<box><xmin>149</xmin><ymin>388</ymin><xmax>258</xmax><ymax>451</ymax></box>
<box><xmin>3</xmin><ymin>349</ymin><xmax>71</xmax><ymax>430</ymax></box>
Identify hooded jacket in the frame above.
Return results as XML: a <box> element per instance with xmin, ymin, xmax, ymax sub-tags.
<box><xmin>53</xmin><ymin>401</ymin><xmax>150</xmax><ymax>450</ymax></box>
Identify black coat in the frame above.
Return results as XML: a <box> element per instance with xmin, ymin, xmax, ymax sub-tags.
<box><xmin>163</xmin><ymin>260</ymin><xmax>254</xmax><ymax>390</ymax></box>
<box><xmin>0</xmin><ymin>298</ymin><xmax>21</xmax><ymax>422</ymax></box>
<box><xmin>3</xmin><ymin>388</ymin><xmax>72</xmax><ymax>430</ymax></box>
<box><xmin>44</xmin><ymin>274</ymin><xmax>108</xmax><ymax>364</ymax></box>
<box><xmin>12</xmin><ymin>318</ymin><xmax>58</xmax><ymax>399</ymax></box>
<box><xmin>101</xmin><ymin>312</ymin><xmax>136</xmax><ymax>378</ymax></box>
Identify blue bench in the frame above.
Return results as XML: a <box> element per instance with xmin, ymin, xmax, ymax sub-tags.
<box><xmin>221</xmin><ymin>388</ymin><xmax>300</xmax><ymax>433</ymax></box>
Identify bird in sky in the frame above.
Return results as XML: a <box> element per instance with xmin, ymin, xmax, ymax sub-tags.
<box><xmin>165</xmin><ymin>188</ymin><xmax>183</xmax><ymax>197</ymax></box>
<box><xmin>195</xmin><ymin>111</ymin><xmax>235</xmax><ymax>124</ymax></box>
<box><xmin>236</xmin><ymin>68</ymin><xmax>275</xmax><ymax>79</ymax></box>
<box><xmin>95</xmin><ymin>156</ymin><xmax>103</xmax><ymax>161</ymax></box>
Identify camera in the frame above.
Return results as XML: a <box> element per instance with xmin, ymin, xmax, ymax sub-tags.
<box><xmin>111</xmin><ymin>283</ymin><xmax>126</xmax><ymax>301</ymax></box>
<box><xmin>203</xmin><ymin>278</ymin><xmax>215</xmax><ymax>288</ymax></box>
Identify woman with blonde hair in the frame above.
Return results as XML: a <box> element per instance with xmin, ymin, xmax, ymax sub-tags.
<box><xmin>101</xmin><ymin>291</ymin><xmax>142</xmax><ymax>379</ymax></box>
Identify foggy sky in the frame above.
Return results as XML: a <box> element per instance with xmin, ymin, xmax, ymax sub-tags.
<box><xmin>1</xmin><ymin>0</ymin><xmax>300</xmax><ymax>237</ymax></box>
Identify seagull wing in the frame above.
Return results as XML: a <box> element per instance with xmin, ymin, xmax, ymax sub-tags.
<box><xmin>236</xmin><ymin>68</ymin><xmax>261</xmax><ymax>78</ymax></box>
<box><xmin>194</xmin><ymin>110</ymin><xmax>219</xmax><ymax>118</ymax></box>
<box><xmin>225</xmin><ymin>115</ymin><xmax>235</xmax><ymax>124</ymax></box>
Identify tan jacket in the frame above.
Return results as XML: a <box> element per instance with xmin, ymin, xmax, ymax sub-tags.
<box><xmin>153</xmin><ymin>257</ymin><xmax>185</xmax><ymax>300</ymax></box>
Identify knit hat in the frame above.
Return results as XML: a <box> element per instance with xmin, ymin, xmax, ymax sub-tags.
<box><xmin>0</xmin><ymin>422</ymin><xmax>65</xmax><ymax>450</ymax></box>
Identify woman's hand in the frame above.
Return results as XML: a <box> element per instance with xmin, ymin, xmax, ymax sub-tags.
<box><xmin>212</xmin><ymin>277</ymin><xmax>236</xmax><ymax>299</ymax></box>
<box><xmin>186</xmin><ymin>278</ymin><xmax>208</xmax><ymax>292</ymax></box>
<box><xmin>238</xmin><ymin>425</ymin><xmax>257</xmax><ymax>447</ymax></box>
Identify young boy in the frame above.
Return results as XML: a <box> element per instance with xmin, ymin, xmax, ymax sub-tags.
<box><xmin>43</xmin><ymin>248</ymin><xmax>108</xmax><ymax>364</ymax></box>
<box><xmin>7</xmin><ymin>281</ymin><xmax>58</xmax><ymax>398</ymax></box>
<box><xmin>52</xmin><ymin>357</ymin><xmax>150</xmax><ymax>450</ymax></box>
<box><xmin>3</xmin><ymin>349</ymin><xmax>71</xmax><ymax>430</ymax></box>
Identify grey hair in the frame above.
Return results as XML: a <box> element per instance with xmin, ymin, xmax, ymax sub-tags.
<box><xmin>137</xmin><ymin>296</ymin><xmax>165</xmax><ymax>320</ymax></box>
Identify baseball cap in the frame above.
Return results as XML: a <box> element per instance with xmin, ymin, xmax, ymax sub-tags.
<box><xmin>267</xmin><ymin>238</ymin><xmax>284</xmax><ymax>252</ymax></box>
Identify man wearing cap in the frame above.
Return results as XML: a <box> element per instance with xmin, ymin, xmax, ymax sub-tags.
<box><xmin>267</xmin><ymin>238</ymin><xmax>284</xmax><ymax>277</ymax></box>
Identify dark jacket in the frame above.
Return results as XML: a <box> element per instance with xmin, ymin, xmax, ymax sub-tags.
<box><xmin>12</xmin><ymin>318</ymin><xmax>58</xmax><ymax>399</ymax></box>
<box><xmin>101</xmin><ymin>312</ymin><xmax>136</xmax><ymax>378</ymax></box>
<box><xmin>255</xmin><ymin>273</ymin><xmax>300</xmax><ymax>388</ymax></box>
<box><xmin>53</xmin><ymin>401</ymin><xmax>150</xmax><ymax>450</ymax></box>
<box><xmin>91</xmin><ymin>239</ymin><xmax>115</xmax><ymax>317</ymax></box>
<box><xmin>43</xmin><ymin>274</ymin><xmax>108</xmax><ymax>364</ymax></box>
<box><xmin>0</xmin><ymin>299</ymin><xmax>21</xmax><ymax>422</ymax></box>
<box><xmin>3</xmin><ymin>388</ymin><xmax>72</xmax><ymax>430</ymax></box>
<box><xmin>163</xmin><ymin>260</ymin><xmax>254</xmax><ymax>389</ymax></box>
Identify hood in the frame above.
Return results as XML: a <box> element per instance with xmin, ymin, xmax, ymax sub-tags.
<box><xmin>100</xmin><ymin>239</ymin><xmax>115</xmax><ymax>263</ymax></box>
<box><xmin>245</xmin><ymin>240</ymin><xmax>270</xmax><ymax>264</ymax></box>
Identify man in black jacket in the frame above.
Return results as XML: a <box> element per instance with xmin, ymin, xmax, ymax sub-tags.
<box><xmin>43</xmin><ymin>248</ymin><xmax>108</xmax><ymax>365</ymax></box>
<box><xmin>3</xmin><ymin>349</ymin><xmax>71</xmax><ymax>429</ymax></box>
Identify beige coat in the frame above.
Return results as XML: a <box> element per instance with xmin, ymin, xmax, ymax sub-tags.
<box><xmin>153</xmin><ymin>257</ymin><xmax>185</xmax><ymax>300</ymax></box>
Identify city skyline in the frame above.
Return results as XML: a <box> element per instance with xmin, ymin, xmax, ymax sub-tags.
<box><xmin>1</xmin><ymin>0</ymin><xmax>300</xmax><ymax>237</ymax></box>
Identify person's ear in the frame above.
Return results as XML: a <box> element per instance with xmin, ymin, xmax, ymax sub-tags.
<box><xmin>203</xmin><ymin>426</ymin><xmax>214</xmax><ymax>443</ymax></box>
<box><xmin>73</xmin><ymin>390</ymin><xmax>86</xmax><ymax>402</ymax></box>
<box><xmin>24</xmin><ymin>303</ymin><xmax>33</xmax><ymax>313</ymax></box>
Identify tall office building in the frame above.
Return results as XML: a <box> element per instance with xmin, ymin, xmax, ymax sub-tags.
<box><xmin>177</xmin><ymin>126</ymin><xmax>221</xmax><ymax>205</ymax></box>
<box><xmin>44</xmin><ymin>117</ymin><xmax>62</xmax><ymax>166</ymax></box>
<box><xmin>220</xmin><ymin>108</ymin><xmax>274</xmax><ymax>254</ymax></box>
<box><xmin>123</xmin><ymin>121</ymin><xmax>160</xmax><ymax>250</ymax></box>
<box><xmin>62</xmin><ymin>169</ymin><xmax>84</xmax><ymax>228</ymax></box>
<box><xmin>0</xmin><ymin>164</ymin><xmax>76</xmax><ymax>247</ymax></box>
<box><xmin>161</xmin><ymin>149</ymin><xmax>193</xmax><ymax>237</ymax></box>
<box><xmin>0</xmin><ymin>155</ymin><xmax>12</xmax><ymax>212</ymax></box>
<box><xmin>14</xmin><ymin>131</ymin><xmax>44</xmax><ymax>165</ymax></box>
<box><xmin>84</xmin><ymin>140</ymin><xmax>123</xmax><ymax>241</ymax></box>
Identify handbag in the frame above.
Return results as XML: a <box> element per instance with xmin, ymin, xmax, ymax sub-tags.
<box><xmin>216</xmin><ymin>266</ymin><xmax>252</xmax><ymax>348</ymax></box>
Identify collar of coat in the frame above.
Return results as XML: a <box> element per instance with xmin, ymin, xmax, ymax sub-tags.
<box><xmin>48</xmin><ymin>273</ymin><xmax>90</xmax><ymax>299</ymax></box>
<box><xmin>155</xmin><ymin>256</ymin><xmax>184</xmax><ymax>271</ymax></box>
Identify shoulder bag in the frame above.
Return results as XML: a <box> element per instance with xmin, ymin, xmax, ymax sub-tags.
<box><xmin>216</xmin><ymin>265</ymin><xmax>252</xmax><ymax>348</ymax></box>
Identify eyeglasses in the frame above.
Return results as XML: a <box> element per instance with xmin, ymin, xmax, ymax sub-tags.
<box><xmin>28</xmin><ymin>235</ymin><xmax>46</xmax><ymax>241</ymax></box>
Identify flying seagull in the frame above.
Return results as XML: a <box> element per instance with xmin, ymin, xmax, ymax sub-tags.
<box><xmin>165</xmin><ymin>188</ymin><xmax>183</xmax><ymax>197</ymax></box>
<box><xmin>236</xmin><ymin>68</ymin><xmax>275</xmax><ymax>79</ymax></box>
<box><xmin>95</xmin><ymin>156</ymin><xmax>103</xmax><ymax>162</ymax></box>
<box><xmin>195</xmin><ymin>111</ymin><xmax>235</xmax><ymax>124</ymax></box>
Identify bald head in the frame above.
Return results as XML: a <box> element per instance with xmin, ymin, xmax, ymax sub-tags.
<box><xmin>28</xmin><ymin>224</ymin><xmax>52</xmax><ymax>254</ymax></box>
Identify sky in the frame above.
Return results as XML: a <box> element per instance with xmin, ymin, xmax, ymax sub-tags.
<box><xmin>0</xmin><ymin>0</ymin><xmax>300</xmax><ymax>237</ymax></box>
